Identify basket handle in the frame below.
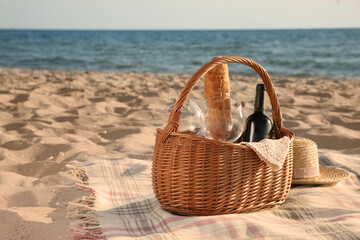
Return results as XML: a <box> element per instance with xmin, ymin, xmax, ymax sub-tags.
<box><xmin>160</xmin><ymin>56</ymin><xmax>284</xmax><ymax>142</ymax></box>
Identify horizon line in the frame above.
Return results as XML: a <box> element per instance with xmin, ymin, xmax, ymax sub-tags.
<box><xmin>1</xmin><ymin>27</ymin><xmax>360</xmax><ymax>31</ymax></box>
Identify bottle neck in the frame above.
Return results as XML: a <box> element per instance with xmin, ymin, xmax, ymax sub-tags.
<box><xmin>254</xmin><ymin>85</ymin><xmax>265</xmax><ymax>112</ymax></box>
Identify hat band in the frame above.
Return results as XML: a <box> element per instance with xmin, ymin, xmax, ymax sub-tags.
<box><xmin>293</xmin><ymin>166</ymin><xmax>320</xmax><ymax>179</ymax></box>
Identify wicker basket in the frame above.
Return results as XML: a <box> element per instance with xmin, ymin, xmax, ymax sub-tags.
<box><xmin>152</xmin><ymin>56</ymin><xmax>294</xmax><ymax>216</ymax></box>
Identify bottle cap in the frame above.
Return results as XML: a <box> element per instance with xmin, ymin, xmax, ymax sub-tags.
<box><xmin>256</xmin><ymin>84</ymin><xmax>265</xmax><ymax>91</ymax></box>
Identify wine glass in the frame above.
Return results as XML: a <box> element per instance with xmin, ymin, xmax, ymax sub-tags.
<box><xmin>200</xmin><ymin>95</ymin><xmax>245</xmax><ymax>142</ymax></box>
<box><xmin>162</xmin><ymin>96</ymin><xmax>202</xmax><ymax>135</ymax></box>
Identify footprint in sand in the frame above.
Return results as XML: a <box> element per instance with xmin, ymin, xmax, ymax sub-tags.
<box><xmin>141</xmin><ymin>89</ymin><xmax>159</xmax><ymax>97</ymax></box>
<box><xmin>116</xmin><ymin>94</ymin><xmax>145</xmax><ymax>107</ymax></box>
<box><xmin>10</xmin><ymin>94</ymin><xmax>29</xmax><ymax>103</ymax></box>
<box><xmin>296</xmin><ymin>87</ymin><xmax>333</xmax><ymax>98</ymax></box>
<box><xmin>99</xmin><ymin>128</ymin><xmax>141</xmax><ymax>140</ymax></box>
<box><xmin>2</xmin><ymin>122</ymin><xmax>34</xmax><ymax>135</ymax></box>
<box><xmin>0</xmin><ymin>90</ymin><xmax>11</xmax><ymax>94</ymax></box>
<box><xmin>283</xmin><ymin>120</ymin><xmax>300</xmax><ymax>128</ymax></box>
<box><xmin>114</xmin><ymin>107</ymin><xmax>128</xmax><ymax>114</ymax></box>
<box><xmin>56</xmin><ymin>87</ymin><xmax>84</xmax><ymax>96</ymax></box>
<box><xmin>2</xmin><ymin>122</ymin><xmax>27</xmax><ymax>131</ymax></box>
<box><xmin>331</xmin><ymin>106</ymin><xmax>354</xmax><ymax>113</ymax></box>
<box><xmin>116</xmin><ymin>95</ymin><xmax>138</xmax><ymax>102</ymax></box>
<box><xmin>65</xmin><ymin>109</ymin><xmax>79</xmax><ymax>115</ymax></box>
<box><xmin>34</xmin><ymin>144</ymin><xmax>72</xmax><ymax>162</ymax></box>
<box><xmin>7</xmin><ymin>191</ymin><xmax>38</xmax><ymax>207</ymax></box>
<box><xmin>279</xmin><ymin>96</ymin><xmax>295</xmax><ymax>106</ymax></box>
<box><xmin>88</xmin><ymin>97</ymin><xmax>106</xmax><ymax>103</ymax></box>
<box><xmin>0</xmin><ymin>140</ymin><xmax>32</xmax><ymax>151</ymax></box>
<box><xmin>16</xmin><ymin>161</ymin><xmax>66</xmax><ymax>178</ymax></box>
<box><xmin>327</xmin><ymin>115</ymin><xmax>360</xmax><ymax>131</ymax></box>
<box><xmin>302</xmin><ymin>133</ymin><xmax>360</xmax><ymax>151</ymax></box>
<box><xmin>54</xmin><ymin>116</ymin><xmax>78</xmax><ymax>123</ymax></box>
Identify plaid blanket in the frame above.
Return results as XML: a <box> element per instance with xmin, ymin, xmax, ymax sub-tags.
<box><xmin>68</xmin><ymin>151</ymin><xmax>360</xmax><ymax>240</ymax></box>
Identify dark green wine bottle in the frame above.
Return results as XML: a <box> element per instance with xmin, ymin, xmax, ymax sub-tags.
<box><xmin>243</xmin><ymin>84</ymin><xmax>272</xmax><ymax>142</ymax></box>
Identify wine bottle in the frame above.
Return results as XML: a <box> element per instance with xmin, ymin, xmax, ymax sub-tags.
<box><xmin>242</xmin><ymin>84</ymin><xmax>272</xmax><ymax>142</ymax></box>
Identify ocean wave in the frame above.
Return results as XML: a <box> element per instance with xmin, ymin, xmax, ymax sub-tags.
<box><xmin>0</xmin><ymin>29</ymin><xmax>359</xmax><ymax>80</ymax></box>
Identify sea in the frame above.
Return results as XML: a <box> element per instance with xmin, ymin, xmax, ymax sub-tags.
<box><xmin>0</xmin><ymin>29</ymin><xmax>359</xmax><ymax>80</ymax></box>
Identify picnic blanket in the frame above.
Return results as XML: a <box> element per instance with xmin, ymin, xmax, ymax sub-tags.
<box><xmin>67</xmin><ymin>151</ymin><xmax>360</xmax><ymax>240</ymax></box>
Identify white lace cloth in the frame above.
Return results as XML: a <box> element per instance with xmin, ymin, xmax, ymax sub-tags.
<box><xmin>240</xmin><ymin>136</ymin><xmax>291</xmax><ymax>171</ymax></box>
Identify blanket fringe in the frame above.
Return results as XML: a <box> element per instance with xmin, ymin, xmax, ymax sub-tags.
<box><xmin>67</xmin><ymin>161</ymin><xmax>89</xmax><ymax>185</ymax></box>
<box><xmin>67</xmin><ymin>161</ymin><xmax>106</xmax><ymax>239</ymax></box>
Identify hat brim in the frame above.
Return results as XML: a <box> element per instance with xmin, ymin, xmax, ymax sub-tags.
<box><xmin>292</xmin><ymin>166</ymin><xmax>350</xmax><ymax>185</ymax></box>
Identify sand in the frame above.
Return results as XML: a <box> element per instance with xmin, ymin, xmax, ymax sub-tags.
<box><xmin>0</xmin><ymin>67</ymin><xmax>359</xmax><ymax>239</ymax></box>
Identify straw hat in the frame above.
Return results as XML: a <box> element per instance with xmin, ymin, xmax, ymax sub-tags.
<box><xmin>292</xmin><ymin>137</ymin><xmax>349</xmax><ymax>185</ymax></box>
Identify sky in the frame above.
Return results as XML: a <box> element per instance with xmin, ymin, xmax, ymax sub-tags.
<box><xmin>0</xmin><ymin>0</ymin><xmax>360</xmax><ymax>30</ymax></box>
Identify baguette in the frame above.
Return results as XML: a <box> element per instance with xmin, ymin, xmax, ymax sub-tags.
<box><xmin>204</xmin><ymin>57</ymin><xmax>232</xmax><ymax>139</ymax></box>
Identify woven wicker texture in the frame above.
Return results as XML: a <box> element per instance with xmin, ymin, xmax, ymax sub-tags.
<box><xmin>293</xmin><ymin>137</ymin><xmax>319</xmax><ymax>168</ymax></box>
<box><xmin>152</xmin><ymin>56</ymin><xmax>295</xmax><ymax>216</ymax></box>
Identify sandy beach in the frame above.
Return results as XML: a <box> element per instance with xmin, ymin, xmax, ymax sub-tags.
<box><xmin>0</xmin><ymin>67</ymin><xmax>359</xmax><ymax>239</ymax></box>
